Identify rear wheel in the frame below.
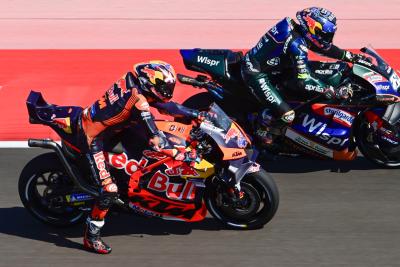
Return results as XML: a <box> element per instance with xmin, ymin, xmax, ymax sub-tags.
<box><xmin>356</xmin><ymin>117</ymin><xmax>400</xmax><ymax>168</ymax></box>
<box><xmin>205</xmin><ymin>169</ymin><xmax>279</xmax><ymax>229</ymax></box>
<box><xmin>18</xmin><ymin>153</ymin><xmax>88</xmax><ymax>227</ymax></box>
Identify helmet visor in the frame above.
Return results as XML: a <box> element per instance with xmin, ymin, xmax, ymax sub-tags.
<box><xmin>314</xmin><ymin>27</ymin><xmax>335</xmax><ymax>46</ymax></box>
<box><xmin>153</xmin><ymin>78</ymin><xmax>175</xmax><ymax>101</ymax></box>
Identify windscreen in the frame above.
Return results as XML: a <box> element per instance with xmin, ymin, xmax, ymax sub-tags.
<box><xmin>361</xmin><ymin>46</ymin><xmax>400</xmax><ymax>91</ymax></box>
<box><xmin>207</xmin><ymin>103</ymin><xmax>232</xmax><ymax>131</ymax></box>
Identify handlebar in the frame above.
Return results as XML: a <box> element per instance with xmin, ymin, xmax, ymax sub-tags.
<box><xmin>177</xmin><ymin>74</ymin><xmax>205</xmax><ymax>88</ymax></box>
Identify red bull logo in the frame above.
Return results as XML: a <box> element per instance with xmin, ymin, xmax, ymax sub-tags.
<box><xmin>224</xmin><ymin>127</ymin><xmax>239</xmax><ymax>144</ymax></box>
<box><xmin>148</xmin><ymin>171</ymin><xmax>196</xmax><ymax>200</ymax></box>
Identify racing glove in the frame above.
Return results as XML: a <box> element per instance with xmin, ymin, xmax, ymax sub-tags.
<box><xmin>324</xmin><ymin>84</ymin><xmax>353</xmax><ymax>100</ymax></box>
<box><xmin>196</xmin><ymin>111</ymin><xmax>216</xmax><ymax>123</ymax></box>
<box><xmin>149</xmin><ymin>131</ymin><xmax>169</xmax><ymax>152</ymax></box>
<box><xmin>343</xmin><ymin>51</ymin><xmax>372</xmax><ymax>64</ymax></box>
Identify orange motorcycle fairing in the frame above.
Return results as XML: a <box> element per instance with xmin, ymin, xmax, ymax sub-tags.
<box><xmin>155</xmin><ymin>121</ymin><xmax>193</xmax><ymax>141</ymax></box>
<box><xmin>129</xmin><ymin>189</ymin><xmax>207</xmax><ymax>222</ymax></box>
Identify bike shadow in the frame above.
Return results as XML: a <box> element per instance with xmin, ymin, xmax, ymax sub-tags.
<box><xmin>0</xmin><ymin>207</ymin><xmax>223</xmax><ymax>251</ymax></box>
<box><xmin>262</xmin><ymin>156</ymin><xmax>377</xmax><ymax>173</ymax></box>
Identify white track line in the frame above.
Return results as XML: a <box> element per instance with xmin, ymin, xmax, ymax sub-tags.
<box><xmin>0</xmin><ymin>141</ymin><xmax>61</xmax><ymax>148</ymax></box>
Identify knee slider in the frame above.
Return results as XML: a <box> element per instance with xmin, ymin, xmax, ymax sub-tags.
<box><xmin>281</xmin><ymin>110</ymin><xmax>295</xmax><ymax>123</ymax></box>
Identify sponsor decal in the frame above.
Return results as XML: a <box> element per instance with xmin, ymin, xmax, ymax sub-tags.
<box><xmin>129</xmin><ymin>202</ymin><xmax>161</xmax><ymax>217</ymax></box>
<box><xmin>98</xmin><ymin>96</ymin><xmax>107</xmax><ymax>109</ymax></box>
<box><xmin>106</xmin><ymin>86</ymin><xmax>119</xmax><ymax>104</ymax></box>
<box><xmin>329</xmin><ymin>64</ymin><xmax>341</xmax><ymax>70</ymax></box>
<box><xmin>299</xmin><ymin>44</ymin><xmax>308</xmax><ymax>53</ymax></box>
<box><xmin>305</xmin><ymin>84</ymin><xmax>324</xmax><ymax>93</ymax></box>
<box><xmin>357</xmin><ymin>59</ymin><xmax>373</xmax><ymax>67</ymax></box>
<box><xmin>109</xmin><ymin>152</ymin><xmax>149</xmax><ymax>176</ymax></box>
<box><xmin>270</xmin><ymin>26</ymin><xmax>279</xmax><ymax>35</ymax></box>
<box><xmin>301</xmin><ymin>114</ymin><xmax>349</xmax><ymax>146</ymax></box>
<box><xmin>224</xmin><ymin>127</ymin><xmax>248</xmax><ymax>148</ymax></box>
<box><xmin>67</xmin><ymin>193</ymin><xmax>93</xmax><ymax>203</ymax></box>
<box><xmin>376</xmin><ymin>84</ymin><xmax>391</xmax><ymax>91</ymax></box>
<box><xmin>323</xmin><ymin>107</ymin><xmax>354</xmax><ymax>127</ymax></box>
<box><xmin>363</xmin><ymin>71</ymin><xmax>384</xmax><ymax>83</ymax></box>
<box><xmin>286</xmin><ymin>128</ymin><xmax>333</xmax><ymax>157</ymax></box>
<box><xmin>237</xmin><ymin>137</ymin><xmax>248</xmax><ymax>148</ymax></box>
<box><xmin>224</xmin><ymin>127</ymin><xmax>239</xmax><ymax>143</ymax></box>
<box><xmin>93</xmin><ymin>152</ymin><xmax>111</xmax><ymax>180</ymax></box>
<box><xmin>231</xmin><ymin>151</ymin><xmax>243</xmax><ymax>158</ymax></box>
<box><xmin>256</xmin><ymin>129</ymin><xmax>269</xmax><ymax>138</ymax></box>
<box><xmin>259</xmin><ymin>78</ymin><xmax>278</xmax><ymax>103</ymax></box>
<box><xmin>143</xmin><ymin>150</ymin><xmax>168</xmax><ymax>160</ymax></box>
<box><xmin>165</xmin><ymin>165</ymin><xmax>199</xmax><ymax>177</ymax></box>
<box><xmin>148</xmin><ymin>171</ymin><xmax>196</xmax><ymax>200</ymax></box>
<box><xmin>197</xmin><ymin>56</ymin><xmax>220</xmax><ymax>67</ymax></box>
<box><xmin>256</xmin><ymin>39</ymin><xmax>264</xmax><ymax>50</ymax></box>
<box><xmin>169</xmin><ymin>124</ymin><xmax>186</xmax><ymax>133</ymax></box>
<box><xmin>266</xmin><ymin>57</ymin><xmax>280</xmax><ymax>66</ymax></box>
<box><xmin>283</xmin><ymin>35</ymin><xmax>293</xmax><ymax>53</ymax></box>
<box><xmin>315</xmin><ymin>69</ymin><xmax>333</xmax><ymax>75</ymax></box>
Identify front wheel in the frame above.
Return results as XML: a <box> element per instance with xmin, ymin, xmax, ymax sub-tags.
<box><xmin>18</xmin><ymin>152</ymin><xmax>88</xmax><ymax>227</ymax></box>
<box><xmin>205</xmin><ymin>169</ymin><xmax>279</xmax><ymax>229</ymax></box>
<box><xmin>356</xmin><ymin>117</ymin><xmax>400</xmax><ymax>168</ymax></box>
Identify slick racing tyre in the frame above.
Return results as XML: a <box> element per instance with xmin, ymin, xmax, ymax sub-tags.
<box><xmin>205</xmin><ymin>169</ymin><xmax>279</xmax><ymax>230</ymax></box>
<box><xmin>356</xmin><ymin>117</ymin><xmax>400</xmax><ymax>168</ymax></box>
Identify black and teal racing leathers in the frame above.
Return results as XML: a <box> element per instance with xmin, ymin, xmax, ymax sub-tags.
<box><xmin>241</xmin><ymin>17</ymin><xmax>355</xmax><ymax>123</ymax></box>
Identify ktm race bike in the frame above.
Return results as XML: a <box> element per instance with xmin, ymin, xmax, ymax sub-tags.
<box><xmin>177</xmin><ymin>47</ymin><xmax>400</xmax><ymax>168</ymax></box>
<box><xmin>19</xmin><ymin>92</ymin><xmax>279</xmax><ymax>230</ymax></box>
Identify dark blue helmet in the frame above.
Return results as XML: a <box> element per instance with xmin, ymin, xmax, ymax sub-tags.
<box><xmin>296</xmin><ymin>7</ymin><xmax>337</xmax><ymax>50</ymax></box>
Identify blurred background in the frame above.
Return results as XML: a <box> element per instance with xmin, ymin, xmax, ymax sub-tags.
<box><xmin>0</xmin><ymin>0</ymin><xmax>399</xmax><ymax>140</ymax></box>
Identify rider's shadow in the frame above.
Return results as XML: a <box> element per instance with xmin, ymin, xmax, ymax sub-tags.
<box><xmin>263</xmin><ymin>156</ymin><xmax>377</xmax><ymax>173</ymax></box>
<box><xmin>0</xmin><ymin>207</ymin><xmax>223</xmax><ymax>251</ymax></box>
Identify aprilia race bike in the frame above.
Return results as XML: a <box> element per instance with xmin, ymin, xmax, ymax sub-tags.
<box><xmin>177</xmin><ymin>47</ymin><xmax>400</xmax><ymax>167</ymax></box>
<box><xmin>19</xmin><ymin>92</ymin><xmax>278</xmax><ymax>229</ymax></box>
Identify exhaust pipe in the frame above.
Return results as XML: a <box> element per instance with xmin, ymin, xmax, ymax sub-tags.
<box><xmin>28</xmin><ymin>139</ymin><xmax>100</xmax><ymax>197</ymax></box>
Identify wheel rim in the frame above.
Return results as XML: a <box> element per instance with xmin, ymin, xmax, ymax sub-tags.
<box><xmin>25</xmin><ymin>171</ymin><xmax>84</xmax><ymax>223</ymax></box>
<box><xmin>207</xmin><ymin>180</ymin><xmax>273</xmax><ymax>228</ymax></box>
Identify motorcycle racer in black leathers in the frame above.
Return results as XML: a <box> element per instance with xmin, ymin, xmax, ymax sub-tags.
<box><xmin>241</xmin><ymin>7</ymin><xmax>369</xmax><ymax>144</ymax></box>
<box><xmin>59</xmin><ymin>61</ymin><xmax>205</xmax><ymax>254</ymax></box>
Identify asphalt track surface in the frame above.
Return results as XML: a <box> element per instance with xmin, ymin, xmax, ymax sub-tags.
<box><xmin>1</xmin><ymin>148</ymin><xmax>400</xmax><ymax>266</ymax></box>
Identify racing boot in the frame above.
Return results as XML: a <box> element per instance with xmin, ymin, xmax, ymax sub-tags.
<box><xmin>257</xmin><ymin>109</ymin><xmax>295</xmax><ymax>146</ymax></box>
<box><xmin>83</xmin><ymin>217</ymin><xmax>112</xmax><ymax>254</ymax></box>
